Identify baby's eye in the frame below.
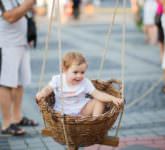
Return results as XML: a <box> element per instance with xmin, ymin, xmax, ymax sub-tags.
<box><xmin>81</xmin><ymin>71</ymin><xmax>85</xmax><ymax>74</ymax></box>
<box><xmin>73</xmin><ymin>71</ymin><xmax>78</xmax><ymax>74</ymax></box>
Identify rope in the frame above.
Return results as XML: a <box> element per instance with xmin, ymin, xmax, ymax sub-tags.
<box><xmin>126</xmin><ymin>76</ymin><xmax>163</xmax><ymax>109</ymax></box>
<box><xmin>38</xmin><ymin>0</ymin><xmax>56</xmax><ymax>128</ymax></box>
<box><xmin>38</xmin><ymin>0</ymin><xmax>56</xmax><ymax>91</ymax></box>
<box><xmin>115</xmin><ymin>0</ymin><xmax>127</xmax><ymax>137</ymax></box>
<box><xmin>56</xmin><ymin>0</ymin><xmax>70</xmax><ymax>148</ymax></box>
<box><xmin>56</xmin><ymin>0</ymin><xmax>64</xmax><ymax>113</ymax></box>
<box><xmin>97</xmin><ymin>0</ymin><xmax>120</xmax><ymax>78</ymax></box>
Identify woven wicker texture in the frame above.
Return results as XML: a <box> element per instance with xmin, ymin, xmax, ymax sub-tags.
<box><xmin>36</xmin><ymin>79</ymin><xmax>123</xmax><ymax>147</ymax></box>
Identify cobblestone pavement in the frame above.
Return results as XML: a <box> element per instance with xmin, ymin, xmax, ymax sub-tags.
<box><xmin>0</xmin><ymin>9</ymin><xmax>165</xmax><ymax>150</ymax></box>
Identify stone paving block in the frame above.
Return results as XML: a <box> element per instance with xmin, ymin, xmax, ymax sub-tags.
<box><xmin>133</xmin><ymin>129</ymin><xmax>156</xmax><ymax>137</ymax></box>
<box><xmin>0</xmin><ymin>143</ymin><xmax>9</xmax><ymax>147</ymax></box>
<box><xmin>46</xmin><ymin>143</ymin><xmax>64</xmax><ymax>150</ymax></box>
<box><xmin>121</xmin><ymin>145</ymin><xmax>159</xmax><ymax>150</ymax></box>
<box><xmin>118</xmin><ymin>129</ymin><xmax>138</xmax><ymax>137</ymax></box>
<box><xmin>28</xmin><ymin>145</ymin><xmax>48</xmax><ymax>149</ymax></box>
<box><xmin>121</xmin><ymin>115</ymin><xmax>140</xmax><ymax>126</ymax></box>
<box><xmin>152</xmin><ymin>127</ymin><xmax>165</xmax><ymax>136</ymax></box>
<box><xmin>25</xmin><ymin>137</ymin><xmax>42</xmax><ymax>144</ymax></box>
<box><xmin>28</xmin><ymin>142</ymin><xmax>45</xmax><ymax>147</ymax></box>
<box><xmin>42</xmin><ymin>137</ymin><xmax>55</xmax><ymax>143</ymax></box>
<box><xmin>155</xmin><ymin>110</ymin><xmax>165</xmax><ymax>119</ymax></box>
<box><xmin>119</xmin><ymin>130</ymin><xmax>136</xmax><ymax>137</ymax></box>
<box><xmin>9</xmin><ymin>139</ymin><xmax>25</xmax><ymax>146</ymax></box>
<box><xmin>0</xmin><ymin>147</ymin><xmax>11</xmax><ymax>150</ymax></box>
<box><xmin>142</xmin><ymin>113</ymin><xmax>163</xmax><ymax>123</ymax></box>
<box><xmin>11</xmin><ymin>146</ymin><xmax>27</xmax><ymax>150</ymax></box>
<box><xmin>29</xmin><ymin>148</ymin><xmax>47</xmax><ymax>150</ymax></box>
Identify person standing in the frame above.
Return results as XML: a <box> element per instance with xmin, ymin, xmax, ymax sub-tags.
<box><xmin>155</xmin><ymin>0</ymin><xmax>164</xmax><ymax>63</ymax></box>
<box><xmin>143</xmin><ymin>0</ymin><xmax>157</xmax><ymax>44</ymax></box>
<box><xmin>161</xmin><ymin>0</ymin><xmax>165</xmax><ymax>92</ymax></box>
<box><xmin>72</xmin><ymin>0</ymin><xmax>81</xmax><ymax>19</ymax></box>
<box><xmin>0</xmin><ymin>0</ymin><xmax>38</xmax><ymax>136</ymax></box>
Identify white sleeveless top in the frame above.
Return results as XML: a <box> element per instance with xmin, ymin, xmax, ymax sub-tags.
<box><xmin>49</xmin><ymin>74</ymin><xmax>95</xmax><ymax>115</ymax></box>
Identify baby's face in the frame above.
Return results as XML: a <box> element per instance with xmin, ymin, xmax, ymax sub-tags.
<box><xmin>64</xmin><ymin>63</ymin><xmax>87</xmax><ymax>86</ymax></box>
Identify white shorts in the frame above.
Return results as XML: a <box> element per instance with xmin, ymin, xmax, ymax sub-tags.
<box><xmin>0</xmin><ymin>46</ymin><xmax>31</xmax><ymax>88</ymax></box>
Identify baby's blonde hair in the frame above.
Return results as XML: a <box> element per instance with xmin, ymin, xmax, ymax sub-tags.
<box><xmin>62</xmin><ymin>51</ymin><xmax>87</xmax><ymax>71</ymax></box>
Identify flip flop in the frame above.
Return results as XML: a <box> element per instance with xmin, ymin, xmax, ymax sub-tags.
<box><xmin>1</xmin><ymin>124</ymin><xmax>25</xmax><ymax>136</ymax></box>
<box><xmin>16</xmin><ymin>117</ymin><xmax>38</xmax><ymax>127</ymax></box>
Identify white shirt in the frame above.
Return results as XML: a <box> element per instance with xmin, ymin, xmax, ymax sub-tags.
<box><xmin>0</xmin><ymin>0</ymin><xmax>27</xmax><ymax>47</ymax></box>
<box><xmin>49</xmin><ymin>74</ymin><xmax>95</xmax><ymax>115</ymax></box>
<box><xmin>143</xmin><ymin>0</ymin><xmax>157</xmax><ymax>25</ymax></box>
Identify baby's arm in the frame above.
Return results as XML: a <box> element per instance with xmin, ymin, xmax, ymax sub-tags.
<box><xmin>91</xmin><ymin>89</ymin><xmax>123</xmax><ymax>108</ymax></box>
<box><xmin>36</xmin><ymin>85</ymin><xmax>53</xmax><ymax>101</ymax></box>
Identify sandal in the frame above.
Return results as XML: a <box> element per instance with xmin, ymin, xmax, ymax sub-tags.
<box><xmin>1</xmin><ymin>124</ymin><xmax>25</xmax><ymax>136</ymax></box>
<box><xmin>16</xmin><ymin>117</ymin><xmax>38</xmax><ymax>127</ymax></box>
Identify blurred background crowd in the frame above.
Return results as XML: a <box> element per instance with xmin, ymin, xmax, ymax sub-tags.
<box><xmin>131</xmin><ymin>0</ymin><xmax>165</xmax><ymax>92</ymax></box>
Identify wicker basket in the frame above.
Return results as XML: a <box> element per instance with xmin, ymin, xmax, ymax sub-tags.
<box><xmin>36</xmin><ymin>79</ymin><xmax>123</xmax><ymax>147</ymax></box>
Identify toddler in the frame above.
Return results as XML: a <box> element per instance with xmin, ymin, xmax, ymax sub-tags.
<box><xmin>36</xmin><ymin>52</ymin><xmax>123</xmax><ymax>116</ymax></box>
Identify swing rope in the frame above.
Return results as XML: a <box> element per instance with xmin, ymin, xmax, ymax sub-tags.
<box><xmin>38</xmin><ymin>0</ymin><xmax>56</xmax><ymax>92</ymax></box>
<box><xmin>115</xmin><ymin>0</ymin><xmax>127</xmax><ymax>137</ymax></box>
<box><xmin>56</xmin><ymin>0</ymin><xmax>70</xmax><ymax>148</ymax></box>
<box><xmin>38</xmin><ymin>0</ymin><xmax>56</xmax><ymax>129</ymax></box>
<box><xmin>97</xmin><ymin>0</ymin><xmax>120</xmax><ymax>78</ymax></box>
<box><xmin>126</xmin><ymin>76</ymin><xmax>163</xmax><ymax>109</ymax></box>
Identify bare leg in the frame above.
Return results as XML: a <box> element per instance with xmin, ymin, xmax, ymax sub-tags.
<box><xmin>149</xmin><ymin>25</ymin><xmax>157</xmax><ymax>45</ymax></box>
<box><xmin>80</xmin><ymin>99</ymin><xmax>95</xmax><ymax>116</ymax></box>
<box><xmin>80</xmin><ymin>99</ymin><xmax>105</xmax><ymax>116</ymax></box>
<box><xmin>143</xmin><ymin>25</ymin><xmax>150</xmax><ymax>43</ymax></box>
<box><xmin>12</xmin><ymin>85</ymin><xmax>23</xmax><ymax>123</ymax></box>
<box><xmin>0</xmin><ymin>86</ymin><xmax>12</xmax><ymax>129</ymax></box>
<box><xmin>159</xmin><ymin>42</ymin><xmax>164</xmax><ymax>63</ymax></box>
<box><xmin>163</xmin><ymin>70</ymin><xmax>165</xmax><ymax>85</ymax></box>
<box><xmin>92</xmin><ymin>100</ymin><xmax>105</xmax><ymax>116</ymax></box>
<box><xmin>162</xmin><ymin>70</ymin><xmax>165</xmax><ymax>93</ymax></box>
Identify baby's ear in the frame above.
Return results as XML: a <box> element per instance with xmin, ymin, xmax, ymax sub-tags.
<box><xmin>62</xmin><ymin>67</ymin><xmax>65</xmax><ymax>72</ymax></box>
<box><xmin>62</xmin><ymin>66</ymin><xmax>66</xmax><ymax>72</ymax></box>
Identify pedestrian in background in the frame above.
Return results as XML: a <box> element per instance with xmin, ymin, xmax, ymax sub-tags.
<box><xmin>72</xmin><ymin>0</ymin><xmax>81</xmax><ymax>19</ymax></box>
<box><xmin>131</xmin><ymin>0</ymin><xmax>144</xmax><ymax>30</ymax></box>
<box><xmin>143</xmin><ymin>0</ymin><xmax>157</xmax><ymax>44</ymax></box>
<box><xmin>0</xmin><ymin>0</ymin><xmax>38</xmax><ymax>136</ymax></box>
<box><xmin>161</xmin><ymin>0</ymin><xmax>165</xmax><ymax>93</ymax></box>
<box><xmin>155</xmin><ymin>0</ymin><xmax>164</xmax><ymax>63</ymax></box>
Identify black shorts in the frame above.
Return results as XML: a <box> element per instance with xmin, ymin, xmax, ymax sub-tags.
<box><xmin>157</xmin><ymin>24</ymin><xmax>164</xmax><ymax>43</ymax></box>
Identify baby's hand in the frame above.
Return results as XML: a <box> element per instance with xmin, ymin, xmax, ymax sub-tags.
<box><xmin>111</xmin><ymin>97</ymin><xmax>123</xmax><ymax>109</ymax></box>
<box><xmin>36</xmin><ymin>91</ymin><xmax>45</xmax><ymax>100</ymax></box>
<box><xmin>36</xmin><ymin>86</ymin><xmax>53</xmax><ymax>102</ymax></box>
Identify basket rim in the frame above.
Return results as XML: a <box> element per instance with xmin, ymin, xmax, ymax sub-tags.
<box><xmin>48</xmin><ymin>103</ymin><xmax>123</xmax><ymax>124</ymax></box>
